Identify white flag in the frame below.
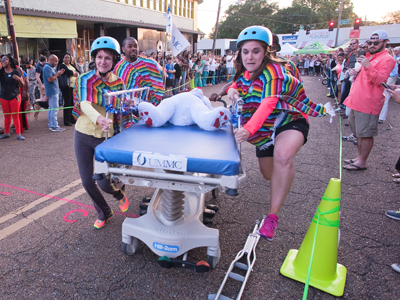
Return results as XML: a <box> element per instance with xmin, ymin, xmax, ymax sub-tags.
<box><xmin>166</xmin><ymin>6</ymin><xmax>172</xmax><ymax>34</ymax></box>
<box><xmin>170</xmin><ymin>23</ymin><xmax>190</xmax><ymax>56</ymax></box>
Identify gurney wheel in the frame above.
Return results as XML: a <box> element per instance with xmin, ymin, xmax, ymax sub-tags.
<box><xmin>212</xmin><ymin>188</ymin><xmax>219</xmax><ymax>199</ymax></box>
<box><xmin>121</xmin><ymin>238</ymin><xmax>139</xmax><ymax>256</ymax></box>
<box><xmin>207</xmin><ymin>255</ymin><xmax>219</xmax><ymax>270</ymax></box>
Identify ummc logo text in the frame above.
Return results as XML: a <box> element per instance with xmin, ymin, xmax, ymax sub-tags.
<box><xmin>133</xmin><ymin>152</ymin><xmax>188</xmax><ymax>172</ymax></box>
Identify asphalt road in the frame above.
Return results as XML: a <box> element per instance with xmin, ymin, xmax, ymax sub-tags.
<box><xmin>0</xmin><ymin>76</ymin><xmax>399</xmax><ymax>300</ymax></box>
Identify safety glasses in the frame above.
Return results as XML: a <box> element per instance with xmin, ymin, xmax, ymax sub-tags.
<box><xmin>366</xmin><ymin>40</ymin><xmax>383</xmax><ymax>46</ymax></box>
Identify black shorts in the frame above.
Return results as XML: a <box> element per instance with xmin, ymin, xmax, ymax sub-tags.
<box><xmin>166</xmin><ymin>79</ymin><xmax>173</xmax><ymax>88</ymax></box>
<box><xmin>256</xmin><ymin>119</ymin><xmax>309</xmax><ymax>158</ymax></box>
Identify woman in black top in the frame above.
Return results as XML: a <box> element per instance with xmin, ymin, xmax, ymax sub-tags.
<box><xmin>0</xmin><ymin>54</ymin><xmax>25</xmax><ymax>140</ymax></box>
<box><xmin>57</xmin><ymin>52</ymin><xmax>79</xmax><ymax>126</ymax></box>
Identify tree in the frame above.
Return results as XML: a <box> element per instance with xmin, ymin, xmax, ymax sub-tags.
<box><xmin>382</xmin><ymin>10</ymin><xmax>400</xmax><ymax>24</ymax></box>
<box><xmin>291</xmin><ymin>0</ymin><xmax>356</xmax><ymax>29</ymax></box>
<box><xmin>210</xmin><ymin>0</ymin><xmax>279</xmax><ymax>39</ymax></box>
<box><xmin>271</xmin><ymin>4</ymin><xmax>318</xmax><ymax>34</ymax></box>
<box><xmin>211</xmin><ymin>0</ymin><xmax>357</xmax><ymax>39</ymax></box>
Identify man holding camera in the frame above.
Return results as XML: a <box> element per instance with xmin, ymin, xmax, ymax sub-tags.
<box><xmin>339</xmin><ymin>38</ymin><xmax>359</xmax><ymax>109</ymax></box>
<box><xmin>343</xmin><ymin>30</ymin><xmax>396</xmax><ymax>171</ymax></box>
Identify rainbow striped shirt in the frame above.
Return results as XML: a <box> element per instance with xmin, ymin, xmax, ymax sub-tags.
<box><xmin>113</xmin><ymin>57</ymin><xmax>164</xmax><ymax>105</ymax></box>
<box><xmin>236</xmin><ymin>63</ymin><xmax>326</xmax><ymax>148</ymax></box>
<box><xmin>73</xmin><ymin>70</ymin><xmax>125</xmax><ymax>119</ymax></box>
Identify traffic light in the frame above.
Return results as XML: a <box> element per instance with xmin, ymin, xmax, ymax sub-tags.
<box><xmin>292</xmin><ymin>24</ymin><xmax>297</xmax><ymax>35</ymax></box>
<box><xmin>306</xmin><ymin>25</ymin><xmax>311</xmax><ymax>35</ymax></box>
<box><xmin>354</xmin><ymin>18</ymin><xmax>361</xmax><ymax>29</ymax></box>
<box><xmin>328</xmin><ymin>21</ymin><xmax>335</xmax><ymax>31</ymax></box>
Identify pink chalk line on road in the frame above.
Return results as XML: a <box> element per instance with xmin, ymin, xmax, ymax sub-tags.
<box><xmin>0</xmin><ymin>183</ymin><xmax>139</xmax><ymax>219</ymax></box>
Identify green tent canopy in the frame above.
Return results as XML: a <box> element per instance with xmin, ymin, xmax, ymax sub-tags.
<box><xmin>293</xmin><ymin>41</ymin><xmax>333</xmax><ymax>55</ymax></box>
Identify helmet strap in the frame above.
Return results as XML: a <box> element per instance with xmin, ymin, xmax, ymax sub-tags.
<box><xmin>97</xmin><ymin>65</ymin><xmax>114</xmax><ymax>78</ymax></box>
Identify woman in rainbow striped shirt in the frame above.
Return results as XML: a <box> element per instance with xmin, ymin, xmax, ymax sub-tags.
<box><xmin>73</xmin><ymin>37</ymin><xmax>130</xmax><ymax>229</ymax></box>
<box><xmin>227</xmin><ymin>26</ymin><xmax>329</xmax><ymax>241</ymax></box>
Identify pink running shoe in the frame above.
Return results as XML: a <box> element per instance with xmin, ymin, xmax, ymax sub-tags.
<box><xmin>258</xmin><ymin>214</ymin><xmax>279</xmax><ymax>241</ymax></box>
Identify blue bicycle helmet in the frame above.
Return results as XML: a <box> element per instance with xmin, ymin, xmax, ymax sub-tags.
<box><xmin>90</xmin><ymin>36</ymin><xmax>121</xmax><ymax>61</ymax></box>
<box><xmin>236</xmin><ymin>26</ymin><xmax>273</xmax><ymax>48</ymax></box>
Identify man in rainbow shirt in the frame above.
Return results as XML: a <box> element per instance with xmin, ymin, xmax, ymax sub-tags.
<box><xmin>113</xmin><ymin>37</ymin><xmax>164</xmax><ymax>106</ymax></box>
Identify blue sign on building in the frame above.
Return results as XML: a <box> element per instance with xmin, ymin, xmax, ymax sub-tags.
<box><xmin>282</xmin><ymin>35</ymin><xmax>298</xmax><ymax>45</ymax></box>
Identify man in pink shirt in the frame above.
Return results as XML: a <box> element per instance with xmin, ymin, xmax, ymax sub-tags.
<box><xmin>343</xmin><ymin>30</ymin><xmax>396</xmax><ymax>171</ymax></box>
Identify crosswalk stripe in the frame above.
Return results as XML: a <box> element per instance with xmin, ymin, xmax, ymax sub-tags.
<box><xmin>0</xmin><ymin>188</ymin><xmax>86</xmax><ymax>241</ymax></box>
<box><xmin>0</xmin><ymin>179</ymin><xmax>81</xmax><ymax>225</ymax></box>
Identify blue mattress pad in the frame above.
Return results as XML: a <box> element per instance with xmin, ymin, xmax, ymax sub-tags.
<box><xmin>95</xmin><ymin>123</ymin><xmax>241</xmax><ymax>176</ymax></box>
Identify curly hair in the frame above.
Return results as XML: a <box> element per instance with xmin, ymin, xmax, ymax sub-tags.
<box><xmin>1</xmin><ymin>54</ymin><xmax>18</xmax><ymax>70</ymax></box>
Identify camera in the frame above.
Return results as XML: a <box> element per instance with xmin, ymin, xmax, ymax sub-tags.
<box><xmin>357</xmin><ymin>49</ymin><xmax>366</xmax><ymax>57</ymax></box>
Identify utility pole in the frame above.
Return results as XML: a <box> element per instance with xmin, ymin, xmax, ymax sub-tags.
<box><xmin>334</xmin><ymin>0</ymin><xmax>344</xmax><ymax>47</ymax></box>
<box><xmin>212</xmin><ymin>0</ymin><xmax>222</xmax><ymax>54</ymax></box>
<box><xmin>4</xmin><ymin>0</ymin><xmax>19</xmax><ymax>62</ymax></box>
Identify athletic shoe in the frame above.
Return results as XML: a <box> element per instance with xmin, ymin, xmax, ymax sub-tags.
<box><xmin>16</xmin><ymin>135</ymin><xmax>25</xmax><ymax>140</ymax></box>
<box><xmin>119</xmin><ymin>196</ymin><xmax>130</xmax><ymax>213</ymax></box>
<box><xmin>50</xmin><ymin>127</ymin><xmax>65</xmax><ymax>132</ymax></box>
<box><xmin>385</xmin><ymin>209</ymin><xmax>400</xmax><ymax>221</ymax></box>
<box><xmin>258</xmin><ymin>214</ymin><xmax>279</xmax><ymax>241</ymax></box>
<box><xmin>0</xmin><ymin>134</ymin><xmax>10</xmax><ymax>139</ymax></box>
<box><xmin>94</xmin><ymin>210</ymin><xmax>114</xmax><ymax>229</ymax></box>
<box><xmin>392</xmin><ymin>263</ymin><xmax>400</xmax><ymax>273</ymax></box>
<box><xmin>342</xmin><ymin>133</ymin><xmax>356</xmax><ymax>142</ymax></box>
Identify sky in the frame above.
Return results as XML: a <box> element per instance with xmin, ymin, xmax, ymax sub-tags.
<box><xmin>197</xmin><ymin>0</ymin><xmax>400</xmax><ymax>36</ymax></box>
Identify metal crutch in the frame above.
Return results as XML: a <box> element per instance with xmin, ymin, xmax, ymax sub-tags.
<box><xmin>208</xmin><ymin>216</ymin><xmax>266</xmax><ymax>300</ymax></box>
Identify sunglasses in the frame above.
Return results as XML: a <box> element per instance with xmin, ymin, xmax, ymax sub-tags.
<box><xmin>350</xmin><ymin>42</ymin><xmax>358</xmax><ymax>45</ymax></box>
<box><xmin>366</xmin><ymin>40</ymin><xmax>383</xmax><ymax>46</ymax></box>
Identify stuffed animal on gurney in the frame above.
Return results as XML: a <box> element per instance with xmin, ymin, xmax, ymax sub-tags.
<box><xmin>138</xmin><ymin>88</ymin><xmax>230</xmax><ymax>131</ymax></box>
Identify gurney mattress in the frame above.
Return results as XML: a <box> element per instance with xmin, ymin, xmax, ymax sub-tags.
<box><xmin>95</xmin><ymin>123</ymin><xmax>240</xmax><ymax>176</ymax></box>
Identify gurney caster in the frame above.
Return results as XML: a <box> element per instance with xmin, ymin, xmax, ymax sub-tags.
<box><xmin>121</xmin><ymin>238</ymin><xmax>140</xmax><ymax>256</ymax></box>
<box><xmin>207</xmin><ymin>245</ymin><xmax>221</xmax><ymax>270</ymax></box>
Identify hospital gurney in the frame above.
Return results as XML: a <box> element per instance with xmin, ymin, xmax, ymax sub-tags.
<box><xmin>93</xmin><ymin>89</ymin><xmax>246</xmax><ymax>272</ymax></box>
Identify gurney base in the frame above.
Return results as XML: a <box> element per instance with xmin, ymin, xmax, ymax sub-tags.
<box><xmin>122</xmin><ymin>188</ymin><xmax>221</xmax><ymax>265</ymax></box>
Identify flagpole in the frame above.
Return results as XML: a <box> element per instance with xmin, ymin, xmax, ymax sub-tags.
<box><xmin>163</xmin><ymin>32</ymin><xmax>168</xmax><ymax>88</ymax></box>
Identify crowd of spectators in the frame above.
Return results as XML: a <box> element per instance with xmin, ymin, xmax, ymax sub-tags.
<box><xmin>138</xmin><ymin>49</ymin><xmax>238</xmax><ymax>95</ymax></box>
<box><xmin>0</xmin><ymin>52</ymin><xmax>86</xmax><ymax>137</ymax></box>
<box><xmin>281</xmin><ymin>32</ymin><xmax>399</xmax><ymax>273</ymax></box>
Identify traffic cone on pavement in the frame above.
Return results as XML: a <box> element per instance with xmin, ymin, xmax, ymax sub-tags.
<box><xmin>280</xmin><ymin>178</ymin><xmax>347</xmax><ymax>297</ymax></box>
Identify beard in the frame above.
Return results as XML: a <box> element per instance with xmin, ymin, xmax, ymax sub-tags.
<box><xmin>369</xmin><ymin>43</ymin><xmax>386</xmax><ymax>54</ymax></box>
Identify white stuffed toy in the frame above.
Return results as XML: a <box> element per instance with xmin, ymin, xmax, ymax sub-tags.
<box><xmin>138</xmin><ymin>88</ymin><xmax>230</xmax><ymax>131</ymax></box>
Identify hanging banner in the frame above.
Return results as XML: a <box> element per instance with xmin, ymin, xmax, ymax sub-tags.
<box><xmin>0</xmin><ymin>14</ymin><xmax>77</xmax><ymax>38</ymax></box>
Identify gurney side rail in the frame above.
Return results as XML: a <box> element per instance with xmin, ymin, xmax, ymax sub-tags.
<box><xmin>94</xmin><ymin>161</ymin><xmax>245</xmax><ymax>192</ymax></box>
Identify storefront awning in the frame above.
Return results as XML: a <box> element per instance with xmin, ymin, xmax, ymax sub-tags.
<box><xmin>0</xmin><ymin>14</ymin><xmax>77</xmax><ymax>38</ymax></box>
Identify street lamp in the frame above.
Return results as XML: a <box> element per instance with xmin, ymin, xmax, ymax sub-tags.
<box><xmin>334</xmin><ymin>0</ymin><xmax>344</xmax><ymax>47</ymax></box>
<box><xmin>212</xmin><ymin>0</ymin><xmax>243</xmax><ymax>54</ymax></box>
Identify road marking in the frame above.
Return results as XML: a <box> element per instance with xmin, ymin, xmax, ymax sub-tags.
<box><xmin>0</xmin><ymin>188</ymin><xmax>86</xmax><ymax>241</ymax></box>
<box><xmin>0</xmin><ymin>179</ymin><xmax>82</xmax><ymax>225</ymax></box>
